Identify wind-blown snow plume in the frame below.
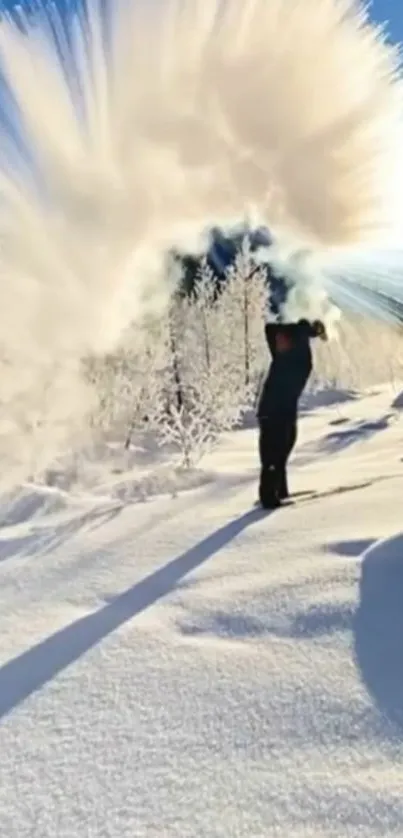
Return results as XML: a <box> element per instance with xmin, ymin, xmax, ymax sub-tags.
<box><xmin>0</xmin><ymin>0</ymin><xmax>401</xmax><ymax>483</ymax></box>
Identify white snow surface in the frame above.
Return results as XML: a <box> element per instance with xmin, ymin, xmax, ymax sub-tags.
<box><xmin>1</xmin><ymin>387</ymin><xmax>403</xmax><ymax>837</ymax></box>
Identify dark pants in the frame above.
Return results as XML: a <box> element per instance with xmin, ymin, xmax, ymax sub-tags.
<box><xmin>258</xmin><ymin>412</ymin><xmax>297</xmax><ymax>507</ymax></box>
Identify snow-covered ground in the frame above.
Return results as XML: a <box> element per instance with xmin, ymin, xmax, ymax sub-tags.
<box><xmin>1</xmin><ymin>386</ymin><xmax>403</xmax><ymax>837</ymax></box>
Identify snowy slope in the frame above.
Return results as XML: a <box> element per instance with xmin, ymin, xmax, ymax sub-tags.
<box><xmin>1</xmin><ymin>388</ymin><xmax>403</xmax><ymax>837</ymax></box>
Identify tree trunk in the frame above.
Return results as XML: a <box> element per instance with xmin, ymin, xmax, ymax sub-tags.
<box><xmin>169</xmin><ymin>306</ymin><xmax>184</xmax><ymax>411</ymax></box>
<box><xmin>201</xmin><ymin>308</ymin><xmax>211</xmax><ymax>373</ymax></box>
<box><xmin>243</xmin><ymin>274</ymin><xmax>250</xmax><ymax>388</ymax></box>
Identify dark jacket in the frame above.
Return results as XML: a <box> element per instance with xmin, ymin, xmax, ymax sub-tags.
<box><xmin>257</xmin><ymin>320</ymin><xmax>319</xmax><ymax>419</ymax></box>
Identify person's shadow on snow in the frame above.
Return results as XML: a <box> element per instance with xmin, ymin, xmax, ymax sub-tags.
<box><xmin>0</xmin><ymin>505</ymin><xmax>269</xmax><ymax>719</ymax></box>
<box><xmin>354</xmin><ymin>533</ymin><xmax>403</xmax><ymax>731</ymax></box>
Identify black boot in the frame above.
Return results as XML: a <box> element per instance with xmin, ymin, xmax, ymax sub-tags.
<box><xmin>259</xmin><ymin>466</ymin><xmax>281</xmax><ymax>509</ymax></box>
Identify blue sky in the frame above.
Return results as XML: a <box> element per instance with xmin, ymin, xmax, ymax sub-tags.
<box><xmin>370</xmin><ymin>0</ymin><xmax>403</xmax><ymax>43</ymax></box>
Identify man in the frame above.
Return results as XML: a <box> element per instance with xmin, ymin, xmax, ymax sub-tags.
<box><xmin>257</xmin><ymin>318</ymin><xmax>327</xmax><ymax>509</ymax></box>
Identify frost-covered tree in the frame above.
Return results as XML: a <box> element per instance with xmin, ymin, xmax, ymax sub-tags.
<box><xmin>125</xmin><ymin>247</ymin><xmax>268</xmax><ymax>467</ymax></box>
